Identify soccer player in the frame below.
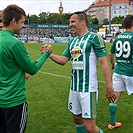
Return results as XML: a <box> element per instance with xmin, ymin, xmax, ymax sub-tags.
<box><xmin>42</xmin><ymin>11</ymin><xmax>116</xmax><ymax>133</ymax></box>
<box><xmin>108</xmin><ymin>14</ymin><xmax>133</xmax><ymax>130</ymax></box>
<box><xmin>0</xmin><ymin>4</ymin><xmax>52</xmax><ymax>133</ymax></box>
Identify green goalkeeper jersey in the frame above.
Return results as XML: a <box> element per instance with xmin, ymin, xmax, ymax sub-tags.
<box><xmin>62</xmin><ymin>32</ymin><xmax>106</xmax><ymax>92</ymax></box>
<box><xmin>0</xmin><ymin>30</ymin><xmax>50</xmax><ymax>108</ymax></box>
<box><xmin>110</xmin><ymin>32</ymin><xmax>133</xmax><ymax>76</ymax></box>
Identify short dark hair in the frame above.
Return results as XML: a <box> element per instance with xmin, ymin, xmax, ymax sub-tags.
<box><xmin>2</xmin><ymin>4</ymin><xmax>26</xmax><ymax>27</ymax></box>
<box><xmin>123</xmin><ymin>15</ymin><xmax>133</xmax><ymax>29</ymax></box>
<box><xmin>71</xmin><ymin>11</ymin><xmax>88</xmax><ymax>26</ymax></box>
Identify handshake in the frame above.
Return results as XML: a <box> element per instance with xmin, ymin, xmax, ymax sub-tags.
<box><xmin>25</xmin><ymin>44</ymin><xmax>53</xmax><ymax>80</ymax></box>
<box><xmin>40</xmin><ymin>44</ymin><xmax>53</xmax><ymax>55</ymax></box>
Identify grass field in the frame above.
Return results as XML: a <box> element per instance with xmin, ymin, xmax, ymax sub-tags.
<box><xmin>25</xmin><ymin>43</ymin><xmax>133</xmax><ymax>133</ymax></box>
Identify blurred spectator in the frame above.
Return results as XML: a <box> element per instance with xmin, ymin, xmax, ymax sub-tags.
<box><xmin>0</xmin><ymin>19</ymin><xmax>3</xmax><ymax>30</ymax></box>
<box><xmin>115</xmin><ymin>31</ymin><xmax>121</xmax><ymax>37</ymax></box>
<box><xmin>18</xmin><ymin>26</ymin><xmax>97</xmax><ymax>42</ymax></box>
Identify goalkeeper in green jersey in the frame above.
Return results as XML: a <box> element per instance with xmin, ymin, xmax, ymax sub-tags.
<box><xmin>42</xmin><ymin>11</ymin><xmax>116</xmax><ymax>133</ymax></box>
<box><xmin>108</xmin><ymin>15</ymin><xmax>133</xmax><ymax>130</ymax></box>
<box><xmin>0</xmin><ymin>4</ymin><xmax>52</xmax><ymax>133</ymax></box>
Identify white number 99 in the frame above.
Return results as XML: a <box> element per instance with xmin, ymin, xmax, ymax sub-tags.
<box><xmin>116</xmin><ymin>40</ymin><xmax>131</xmax><ymax>58</ymax></box>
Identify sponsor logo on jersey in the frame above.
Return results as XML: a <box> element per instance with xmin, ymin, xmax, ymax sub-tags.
<box><xmin>71</xmin><ymin>61</ymin><xmax>83</xmax><ymax>70</ymax></box>
<box><xmin>70</xmin><ymin>46</ymin><xmax>82</xmax><ymax>58</ymax></box>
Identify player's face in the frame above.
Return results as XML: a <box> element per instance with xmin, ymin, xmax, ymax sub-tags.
<box><xmin>13</xmin><ymin>15</ymin><xmax>25</xmax><ymax>34</ymax></box>
<box><xmin>69</xmin><ymin>14</ymin><xmax>82</xmax><ymax>36</ymax></box>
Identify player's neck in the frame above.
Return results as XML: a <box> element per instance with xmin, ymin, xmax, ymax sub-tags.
<box><xmin>78</xmin><ymin>28</ymin><xmax>89</xmax><ymax>37</ymax></box>
<box><xmin>126</xmin><ymin>28</ymin><xmax>133</xmax><ymax>32</ymax></box>
<box><xmin>2</xmin><ymin>26</ymin><xmax>14</xmax><ymax>32</ymax></box>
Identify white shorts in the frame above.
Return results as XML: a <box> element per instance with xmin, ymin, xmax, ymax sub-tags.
<box><xmin>68</xmin><ymin>90</ymin><xmax>98</xmax><ymax>119</ymax></box>
<box><xmin>113</xmin><ymin>73</ymin><xmax>133</xmax><ymax>95</ymax></box>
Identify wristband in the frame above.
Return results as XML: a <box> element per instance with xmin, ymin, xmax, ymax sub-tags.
<box><xmin>49</xmin><ymin>53</ymin><xmax>53</xmax><ymax>58</ymax></box>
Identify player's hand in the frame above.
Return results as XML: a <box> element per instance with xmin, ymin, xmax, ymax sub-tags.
<box><xmin>41</xmin><ymin>44</ymin><xmax>53</xmax><ymax>54</ymax></box>
<box><xmin>47</xmin><ymin>44</ymin><xmax>53</xmax><ymax>54</ymax></box>
<box><xmin>106</xmin><ymin>86</ymin><xmax>117</xmax><ymax>103</ymax></box>
<box><xmin>25</xmin><ymin>73</ymin><xmax>30</xmax><ymax>80</ymax></box>
<box><xmin>40</xmin><ymin>44</ymin><xmax>49</xmax><ymax>53</ymax></box>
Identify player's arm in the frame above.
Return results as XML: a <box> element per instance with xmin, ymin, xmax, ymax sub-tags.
<box><xmin>12</xmin><ymin>42</ymin><xmax>51</xmax><ymax>75</ymax></box>
<box><xmin>41</xmin><ymin>44</ymin><xmax>69</xmax><ymax>65</ymax></box>
<box><xmin>109</xmin><ymin>52</ymin><xmax>115</xmax><ymax>70</ymax></box>
<box><xmin>98</xmin><ymin>56</ymin><xmax>116</xmax><ymax>102</ymax></box>
<box><xmin>50</xmin><ymin>54</ymin><xmax>69</xmax><ymax>65</ymax></box>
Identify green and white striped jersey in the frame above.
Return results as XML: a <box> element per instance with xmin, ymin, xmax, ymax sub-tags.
<box><xmin>62</xmin><ymin>32</ymin><xmax>106</xmax><ymax>92</ymax></box>
<box><xmin>110</xmin><ymin>32</ymin><xmax>133</xmax><ymax>76</ymax></box>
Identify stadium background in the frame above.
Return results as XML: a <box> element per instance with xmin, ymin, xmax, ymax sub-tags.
<box><xmin>18</xmin><ymin>23</ymin><xmax>98</xmax><ymax>44</ymax></box>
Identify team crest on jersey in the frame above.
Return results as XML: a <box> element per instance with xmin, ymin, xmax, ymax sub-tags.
<box><xmin>70</xmin><ymin>46</ymin><xmax>82</xmax><ymax>58</ymax></box>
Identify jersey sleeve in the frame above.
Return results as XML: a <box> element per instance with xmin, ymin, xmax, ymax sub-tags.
<box><xmin>11</xmin><ymin>41</ymin><xmax>50</xmax><ymax>75</ymax></box>
<box><xmin>92</xmin><ymin>33</ymin><xmax>107</xmax><ymax>57</ymax></box>
<box><xmin>62</xmin><ymin>40</ymin><xmax>71</xmax><ymax>59</ymax></box>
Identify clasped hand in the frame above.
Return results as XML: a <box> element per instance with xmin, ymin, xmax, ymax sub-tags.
<box><xmin>40</xmin><ymin>44</ymin><xmax>53</xmax><ymax>54</ymax></box>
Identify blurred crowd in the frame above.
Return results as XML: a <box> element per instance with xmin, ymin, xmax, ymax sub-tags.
<box><xmin>18</xmin><ymin>27</ymin><xmax>98</xmax><ymax>41</ymax></box>
<box><xmin>18</xmin><ymin>27</ymin><xmax>74</xmax><ymax>41</ymax></box>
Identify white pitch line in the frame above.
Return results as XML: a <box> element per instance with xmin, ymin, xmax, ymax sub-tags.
<box><xmin>39</xmin><ymin>71</ymin><xmax>71</xmax><ymax>79</ymax></box>
<box><xmin>38</xmin><ymin>71</ymin><xmax>105</xmax><ymax>83</ymax></box>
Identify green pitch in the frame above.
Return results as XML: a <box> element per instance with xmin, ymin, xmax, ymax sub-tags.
<box><xmin>25</xmin><ymin>43</ymin><xmax>133</xmax><ymax>133</ymax></box>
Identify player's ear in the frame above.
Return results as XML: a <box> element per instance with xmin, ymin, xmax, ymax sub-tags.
<box><xmin>81</xmin><ymin>20</ymin><xmax>85</xmax><ymax>26</ymax></box>
<box><xmin>11</xmin><ymin>18</ymin><xmax>16</xmax><ymax>26</ymax></box>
